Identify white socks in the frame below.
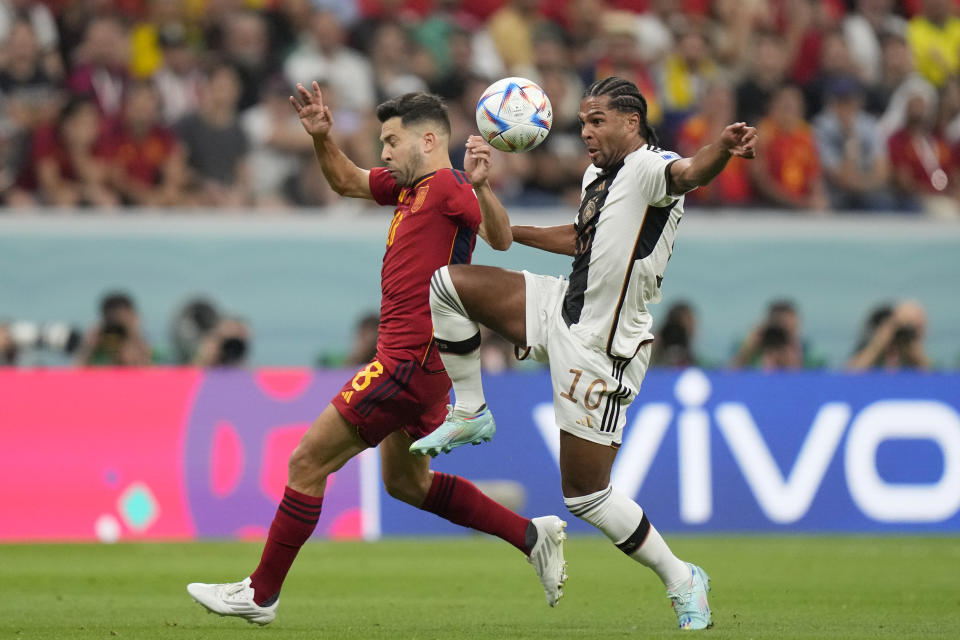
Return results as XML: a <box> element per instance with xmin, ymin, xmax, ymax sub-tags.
<box><xmin>429</xmin><ymin>266</ymin><xmax>487</xmax><ymax>414</ymax></box>
<box><xmin>564</xmin><ymin>486</ymin><xmax>692</xmax><ymax>593</ymax></box>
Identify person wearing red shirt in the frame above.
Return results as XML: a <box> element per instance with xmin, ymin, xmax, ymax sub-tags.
<box><xmin>888</xmin><ymin>91</ymin><xmax>958</xmax><ymax>214</ymax></box>
<box><xmin>676</xmin><ymin>83</ymin><xmax>753</xmax><ymax>207</ymax></box>
<box><xmin>99</xmin><ymin>81</ymin><xmax>186</xmax><ymax>206</ymax></box>
<box><xmin>15</xmin><ymin>96</ymin><xmax>117</xmax><ymax>207</ymax></box>
<box><xmin>186</xmin><ymin>84</ymin><xmax>568</xmax><ymax>625</ymax></box>
<box><xmin>750</xmin><ymin>84</ymin><xmax>829</xmax><ymax>211</ymax></box>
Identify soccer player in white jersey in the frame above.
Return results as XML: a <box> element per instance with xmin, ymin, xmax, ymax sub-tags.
<box><xmin>410</xmin><ymin>76</ymin><xmax>757</xmax><ymax>631</ymax></box>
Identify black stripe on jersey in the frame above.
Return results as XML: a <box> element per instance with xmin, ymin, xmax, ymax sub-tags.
<box><xmin>355</xmin><ymin>361</ymin><xmax>415</xmax><ymax>417</ymax></box>
<box><xmin>562</xmin><ymin>160</ymin><xmax>625</xmax><ymax>327</ymax></box>
<box><xmin>449</xmin><ymin>226</ymin><xmax>475</xmax><ymax>265</ymax></box>
<box><xmin>455</xmin><ymin>169</ymin><xmax>470</xmax><ymax>185</ymax></box>
<box><xmin>604</xmin><ymin>200</ymin><xmax>677</xmax><ymax>359</ymax></box>
<box><xmin>451</xmin><ymin>169</ymin><xmax>465</xmax><ymax>184</ymax></box>
<box><xmin>635</xmin><ymin>199</ymin><xmax>676</xmax><ymax>261</ymax></box>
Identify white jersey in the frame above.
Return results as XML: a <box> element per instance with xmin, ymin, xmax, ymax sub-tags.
<box><xmin>562</xmin><ymin>144</ymin><xmax>685</xmax><ymax>359</ymax></box>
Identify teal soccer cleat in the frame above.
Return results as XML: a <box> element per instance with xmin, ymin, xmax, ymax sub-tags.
<box><xmin>668</xmin><ymin>564</ymin><xmax>712</xmax><ymax>630</ymax></box>
<box><xmin>409</xmin><ymin>405</ymin><xmax>496</xmax><ymax>457</ymax></box>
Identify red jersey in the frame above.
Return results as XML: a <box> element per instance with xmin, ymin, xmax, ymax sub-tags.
<box><xmin>368</xmin><ymin>166</ymin><xmax>481</xmax><ymax>370</ymax></box>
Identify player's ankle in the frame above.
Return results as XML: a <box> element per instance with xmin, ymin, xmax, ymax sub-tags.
<box><xmin>523</xmin><ymin>520</ymin><xmax>538</xmax><ymax>555</ymax></box>
<box><xmin>453</xmin><ymin>402</ymin><xmax>486</xmax><ymax>418</ymax></box>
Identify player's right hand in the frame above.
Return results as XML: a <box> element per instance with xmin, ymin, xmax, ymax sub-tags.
<box><xmin>464</xmin><ymin>135</ymin><xmax>493</xmax><ymax>188</ymax></box>
<box><xmin>290</xmin><ymin>81</ymin><xmax>333</xmax><ymax>139</ymax></box>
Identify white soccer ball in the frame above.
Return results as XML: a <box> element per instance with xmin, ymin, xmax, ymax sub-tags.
<box><xmin>475</xmin><ymin>77</ymin><xmax>553</xmax><ymax>153</ymax></box>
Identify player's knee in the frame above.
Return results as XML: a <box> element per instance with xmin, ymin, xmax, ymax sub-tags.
<box><xmin>382</xmin><ymin>470</ymin><xmax>429</xmax><ymax>506</ymax></box>
<box><xmin>287</xmin><ymin>442</ymin><xmax>325</xmax><ymax>486</ymax></box>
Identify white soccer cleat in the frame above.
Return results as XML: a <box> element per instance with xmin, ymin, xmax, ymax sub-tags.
<box><xmin>186</xmin><ymin>576</ymin><xmax>278</xmax><ymax>626</ymax></box>
<box><xmin>527</xmin><ymin>515</ymin><xmax>568</xmax><ymax>607</ymax></box>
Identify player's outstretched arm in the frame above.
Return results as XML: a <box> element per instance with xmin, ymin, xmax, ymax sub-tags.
<box><xmin>669</xmin><ymin>122</ymin><xmax>758</xmax><ymax>195</ymax></box>
<box><xmin>464</xmin><ymin>135</ymin><xmax>512</xmax><ymax>250</ymax></box>
<box><xmin>290</xmin><ymin>81</ymin><xmax>372</xmax><ymax>200</ymax></box>
<box><xmin>511</xmin><ymin>224</ymin><xmax>577</xmax><ymax>256</ymax></box>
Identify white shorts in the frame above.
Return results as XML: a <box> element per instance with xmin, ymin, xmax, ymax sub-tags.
<box><xmin>522</xmin><ymin>271</ymin><xmax>651</xmax><ymax>447</ymax></box>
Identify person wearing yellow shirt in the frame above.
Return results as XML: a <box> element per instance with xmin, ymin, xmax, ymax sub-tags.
<box><xmin>906</xmin><ymin>0</ymin><xmax>960</xmax><ymax>87</ymax></box>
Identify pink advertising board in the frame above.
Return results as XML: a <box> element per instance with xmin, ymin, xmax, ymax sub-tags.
<box><xmin>0</xmin><ymin>369</ymin><xmax>376</xmax><ymax>543</ymax></box>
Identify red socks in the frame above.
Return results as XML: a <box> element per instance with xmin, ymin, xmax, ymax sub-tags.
<box><xmin>420</xmin><ymin>472</ymin><xmax>530</xmax><ymax>553</ymax></box>
<box><xmin>249</xmin><ymin>486</ymin><xmax>323</xmax><ymax>605</ymax></box>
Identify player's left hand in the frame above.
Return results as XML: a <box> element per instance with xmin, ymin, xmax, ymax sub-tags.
<box><xmin>464</xmin><ymin>135</ymin><xmax>493</xmax><ymax>187</ymax></box>
<box><xmin>720</xmin><ymin>122</ymin><xmax>758</xmax><ymax>159</ymax></box>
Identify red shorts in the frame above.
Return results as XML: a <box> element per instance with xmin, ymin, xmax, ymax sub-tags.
<box><xmin>331</xmin><ymin>352</ymin><xmax>451</xmax><ymax>446</ymax></box>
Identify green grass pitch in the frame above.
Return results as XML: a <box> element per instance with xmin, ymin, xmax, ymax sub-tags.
<box><xmin>3</xmin><ymin>535</ymin><xmax>958</xmax><ymax>639</ymax></box>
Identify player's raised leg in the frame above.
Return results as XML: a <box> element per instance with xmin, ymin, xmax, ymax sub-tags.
<box><xmin>410</xmin><ymin>264</ymin><xmax>527</xmax><ymax>456</ymax></box>
<box><xmin>380</xmin><ymin>430</ymin><xmax>569</xmax><ymax>606</ymax></box>
<box><xmin>186</xmin><ymin>404</ymin><xmax>367</xmax><ymax>625</ymax></box>
<box><xmin>559</xmin><ymin>432</ymin><xmax>711</xmax><ymax>630</ymax></box>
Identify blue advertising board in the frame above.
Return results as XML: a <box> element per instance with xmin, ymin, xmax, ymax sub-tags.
<box><xmin>380</xmin><ymin>370</ymin><xmax>960</xmax><ymax>534</ymax></box>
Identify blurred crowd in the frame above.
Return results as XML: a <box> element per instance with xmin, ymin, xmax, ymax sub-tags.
<box><xmin>0</xmin><ymin>290</ymin><xmax>950</xmax><ymax>371</ymax></box>
<box><xmin>0</xmin><ymin>0</ymin><xmax>960</xmax><ymax>214</ymax></box>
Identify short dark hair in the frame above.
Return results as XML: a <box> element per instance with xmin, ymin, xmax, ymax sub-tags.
<box><xmin>100</xmin><ymin>292</ymin><xmax>135</xmax><ymax>317</ymax></box>
<box><xmin>583</xmin><ymin>76</ymin><xmax>659</xmax><ymax>147</ymax></box>
<box><xmin>376</xmin><ymin>92</ymin><xmax>450</xmax><ymax>136</ymax></box>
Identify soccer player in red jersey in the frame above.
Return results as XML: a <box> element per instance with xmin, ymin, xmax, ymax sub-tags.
<box><xmin>186</xmin><ymin>82</ymin><xmax>568</xmax><ymax>625</ymax></box>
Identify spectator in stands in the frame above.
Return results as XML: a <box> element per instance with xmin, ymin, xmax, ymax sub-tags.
<box><xmin>176</xmin><ymin>63</ymin><xmax>252</xmax><ymax>207</ymax></box>
<box><xmin>937</xmin><ymin>76</ymin><xmax>960</xmax><ymax>145</ymax></box>
<box><xmin>887</xmin><ymin>89</ymin><xmax>958</xmax><ymax>216</ymax></box>
<box><xmin>906</xmin><ymin>0</ymin><xmax>960</xmax><ymax>88</ymax></box>
<box><xmin>194</xmin><ymin>316</ymin><xmax>251</xmax><ymax>367</ymax></box>
<box><xmin>803</xmin><ymin>29</ymin><xmax>862</xmax><ymax>121</ymax></box>
<box><xmin>843</xmin><ymin>0</ymin><xmax>907</xmax><ymax>87</ymax></box>
<box><xmin>429</xmin><ymin>23</ymin><xmax>482</xmax><ymax>101</ymax></box>
<box><xmin>813</xmin><ymin>75</ymin><xmax>894</xmax><ymax>211</ymax></box>
<box><xmin>0</xmin><ymin>18</ymin><xmax>61</xmax><ymax>202</ymax></box>
<box><xmin>516</xmin><ymin>30</ymin><xmax>589</xmax><ymax>206</ymax></box>
<box><xmin>152</xmin><ymin>24</ymin><xmax>203</xmax><ymax>125</ymax></box>
<box><xmin>634</xmin><ymin>0</ymin><xmax>680</xmax><ymax>66</ymax></box>
<box><xmin>730</xmin><ymin>300</ymin><xmax>822</xmax><ymax>370</ymax></box>
<box><xmin>284</xmin><ymin>9</ymin><xmax>375</xmax><ymax>115</ymax></box>
<box><xmin>486</xmin><ymin>0</ymin><xmax>541</xmax><ymax>75</ymax></box>
<box><xmin>65</xmin><ymin>15</ymin><xmax>130</xmax><ymax>118</ymax></box>
<box><xmin>749</xmin><ymin>84</ymin><xmax>827</xmax><ymax>211</ymax></box>
<box><xmin>100</xmin><ymin>80</ymin><xmax>185</xmax><ymax>206</ymax></box>
<box><xmin>708</xmin><ymin>0</ymin><xmax>769</xmax><ymax>72</ymax></box>
<box><xmin>735</xmin><ymin>30</ymin><xmax>788</xmax><ymax>126</ymax></box>
<box><xmin>411</xmin><ymin>0</ymin><xmax>486</xmax><ymax>81</ymax></box>
<box><xmin>847</xmin><ymin>300</ymin><xmax>932</xmax><ymax>370</ymax></box>
<box><xmin>221</xmin><ymin>10</ymin><xmax>278</xmax><ymax>111</ymax></box>
<box><xmin>872</xmin><ymin>34</ymin><xmax>938</xmax><ymax>141</ymax></box>
<box><xmin>15</xmin><ymin>96</ymin><xmax>117</xmax><ymax>207</ymax></box>
<box><xmin>368</xmin><ymin>21</ymin><xmax>428</xmax><ymax>104</ymax></box>
<box><xmin>76</xmin><ymin>291</ymin><xmax>152</xmax><ymax>366</ymax></box>
<box><xmin>677</xmin><ymin>81</ymin><xmax>754</xmax><ymax>208</ymax></box>
<box><xmin>128</xmin><ymin>0</ymin><xmax>187</xmax><ymax>79</ymax></box>
<box><xmin>657</xmin><ymin>26</ymin><xmax>717</xmax><ymax>144</ymax></box>
<box><xmin>651</xmin><ymin>301</ymin><xmax>699</xmax><ymax>368</ymax></box>
<box><xmin>0</xmin><ymin>19</ymin><xmax>61</xmax><ymax>135</ymax></box>
<box><xmin>0</xmin><ymin>0</ymin><xmax>63</xmax><ymax>79</ymax></box>
<box><xmin>240</xmin><ymin>75</ymin><xmax>314</xmax><ymax>207</ymax></box>
<box><xmin>588</xmin><ymin>10</ymin><xmax>662</xmax><ymax>130</ymax></box>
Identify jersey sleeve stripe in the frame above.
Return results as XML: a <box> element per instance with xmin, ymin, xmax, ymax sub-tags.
<box><xmin>450</xmin><ymin>169</ymin><xmax>465</xmax><ymax>184</ymax></box>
